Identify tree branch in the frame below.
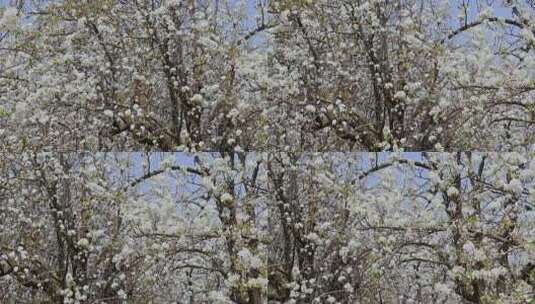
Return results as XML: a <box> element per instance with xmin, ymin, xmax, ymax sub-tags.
<box><xmin>442</xmin><ymin>17</ymin><xmax>526</xmax><ymax>43</ymax></box>
<box><xmin>126</xmin><ymin>165</ymin><xmax>205</xmax><ymax>190</ymax></box>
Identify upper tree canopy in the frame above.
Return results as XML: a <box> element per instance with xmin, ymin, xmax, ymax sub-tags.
<box><xmin>1</xmin><ymin>0</ymin><xmax>535</xmax><ymax>151</ymax></box>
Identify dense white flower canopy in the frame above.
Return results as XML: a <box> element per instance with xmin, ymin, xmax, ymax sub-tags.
<box><xmin>1</xmin><ymin>0</ymin><xmax>535</xmax><ymax>151</ymax></box>
<box><xmin>1</xmin><ymin>1</ymin><xmax>535</xmax><ymax>303</ymax></box>
<box><xmin>1</xmin><ymin>152</ymin><xmax>534</xmax><ymax>303</ymax></box>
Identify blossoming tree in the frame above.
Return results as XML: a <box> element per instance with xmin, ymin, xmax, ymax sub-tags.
<box><xmin>1</xmin><ymin>1</ymin><xmax>535</xmax><ymax>151</ymax></box>
<box><xmin>1</xmin><ymin>152</ymin><xmax>534</xmax><ymax>303</ymax></box>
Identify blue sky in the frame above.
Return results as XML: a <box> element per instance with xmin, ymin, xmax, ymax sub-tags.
<box><xmin>123</xmin><ymin>152</ymin><xmax>428</xmax><ymax>196</ymax></box>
